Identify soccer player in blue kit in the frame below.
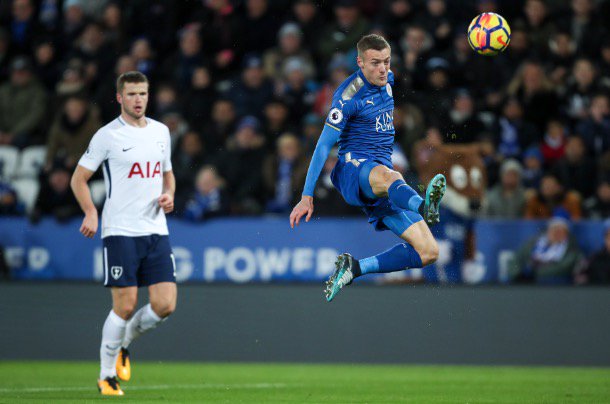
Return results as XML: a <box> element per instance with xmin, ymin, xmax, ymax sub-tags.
<box><xmin>289</xmin><ymin>34</ymin><xmax>446</xmax><ymax>301</ymax></box>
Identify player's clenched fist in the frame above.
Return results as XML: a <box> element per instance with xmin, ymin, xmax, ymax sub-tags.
<box><xmin>80</xmin><ymin>210</ymin><xmax>98</xmax><ymax>238</ymax></box>
<box><xmin>158</xmin><ymin>193</ymin><xmax>174</xmax><ymax>213</ymax></box>
<box><xmin>290</xmin><ymin>196</ymin><xmax>314</xmax><ymax>228</ymax></box>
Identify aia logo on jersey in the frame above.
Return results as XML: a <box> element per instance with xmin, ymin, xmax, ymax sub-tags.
<box><xmin>128</xmin><ymin>161</ymin><xmax>162</xmax><ymax>178</ymax></box>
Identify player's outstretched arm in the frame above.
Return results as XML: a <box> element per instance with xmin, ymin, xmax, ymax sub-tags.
<box><xmin>71</xmin><ymin>165</ymin><xmax>98</xmax><ymax>238</ymax></box>
<box><xmin>290</xmin><ymin>125</ymin><xmax>340</xmax><ymax>228</ymax></box>
<box><xmin>158</xmin><ymin>170</ymin><xmax>175</xmax><ymax>214</ymax></box>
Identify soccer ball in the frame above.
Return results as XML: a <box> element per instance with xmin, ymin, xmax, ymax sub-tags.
<box><xmin>467</xmin><ymin>12</ymin><xmax>511</xmax><ymax>56</ymax></box>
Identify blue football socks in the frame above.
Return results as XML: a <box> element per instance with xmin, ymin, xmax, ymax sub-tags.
<box><xmin>388</xmin><ymin>179</ymin><xmax>424</xmax><ymax>213</ymax></box>
<box><xmin>359</xmin><ymin>243</ymin><xmax>423</xmax><ymax>275</ymax></box>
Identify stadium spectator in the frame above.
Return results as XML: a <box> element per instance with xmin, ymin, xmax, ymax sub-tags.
<box><xmin>312</xmin><ymin>56</ymin><xmax>350</xmax><ymax>116</ymax></box>
<box><xmin>522</xmin><ymin>145</ymin><xmax>544</xmax><ymax>190</ymax></box>
<box><xmin>94</xmin><ymin>55</ymin><xmax>137</xmax><ymax>123</ymax></box>
<box><xmin>508</xmin><ymin>217</ymin><xmax>584</xmax><ymax>284</ymax></box>
<box><xmin>400</xmin><ymin>25</ymin><xmax>434</xmax><ymax>91</ymax></box>
<box><xmin>201</xmin><ymin>98</ymin><xmax>237</xmax><ymax>155</ymax></box>
<box><xmin>123</xmin><ymin>0</ymin><xmax>177</xmax><ymax>57</ymax></box>
<box><xmin>101</xmin><ymin>2</ymin><xmax>126</xmax><ymax>52</ymax></box>
<box><xmin>263</xmin><ymin>133</ymin><xmax>308</xmax><ymax>213</ymax></box>
<box><xmin>171</xmin><ymin>130</ymin><xmax>207</xmax><ymax>211</ymax></box>
<box><xmin>519</xmin><ymin>0</ymin><xmax>555</xmax><ymax>55</ymax></box>
<box><xmin>579</xmin><ymin>220</ymin><xmax>610</xmax><ymax>284</ymax></box>
<box><xmin>45</xmin><ymin>93</ymin><xmax>101</xmax><ymax>171</ymax></box>
<box><xmin>183</xmin><ymin>165</ymin><xmax>230</xmax><ymax>222</ymax></box>
<box><xmin>182</xmin><ymin>65</ymin><xmax>217</xmax><ymax>133</ymax></box>
<box><xmin>70</xmin><ymin>22</ymin><xmax>115</xmax><ymax>88</ymax></box>
<box><xmin>217</xmin><ymin>116</ymin><xmax>266</xmax><ymax>214</ymax></box>
<box><xmin>540</xmin><ymin>119</ymin><xmax>567</xmax><ymax>167</ymax></box>
<box><xmin>190</xmin><ymin>0</ymin><xmax>242</xmax><ymax>79</ymax></box>
<box><xmin>563</xmin><ymin>58</ymin><xmax>601</xmax><ymax>123</ymax></box>
<box><xmin>583</xmin><ymin>175</ymin><xmax>610</xmax><ymax>219</ymax></box>
<box><xmin>228</xmin><ymin>53</ymin><xmax>274</xmax><ymax>120</ymax></box>
<box><xmin>421</xmin><ymin>0</ymin><xmax>455</xmax><ymax>52</ymax></box>
<box><xmin>0</xmin><ymin>56</ymin><xmax>47</xmax><ymax>147</ymax></box>
<box><xmin>290</xmin><ymin>0</ymin><xmax>326</xmax><ymax>55</ymax></box>
<box><xmin>152</xmin><ymin>83</ymin><xmax>180</xmax><ymax>120</ymax></box>
<box><xmin>553</xmin><ymin>136</ymin><xmax>597</xmax><ymax>199</ymax></box>
<box><xmin>161</xmin><ymin>110</ymin><xmax>189</xmax><ymax>150</ymax></box>
<box><xmin>60</xmin><ymin>0</ymin><xmax>89</xmax><ymax>51</ymax></box>
<box><xmin>280</xmin><ymin>57</ymin><xmax>316</xmax><ymax>125</ymax></box>
<box><xmin>317</xmin><ymin>0</ymin><xmax>370</xmax><ymax>65</ymax></box>
<box><xmin>32</xmin><ymin>38</ymin><xmax>60</xmax><ymax>91</ymax></box>
<box><xmin>263</xmin><ymin>22</ymin><xmax>314</xmax><ymax>83</ymax></box>
<box><xmin>524</xmin><ymin>173</ymin><xmax>582</xmax><ymax>219</ymax></box>
<box><xmin>494</xmin><ymin>97</ymin><xmax>539</xmax><ymax>158</ymax></box>
<box><xmin>547</xmin><ymin>31</ymin><xmax>576</xmax><ymax>86</ymax></box>
<box><xmin>374</xmin><ymin>0</ymin><xmax>416</xmax><ymax>45</ymax></box>
<box><xmin>129</xmin><ymin>37</ymin><xmax>156</xmax><ymax>79</ymax></box>
<box><xmin>262</xmin><ymin>97</ymin><xmax>295</xmax><ymax>149</ymax></box>
<box><xmin>31</xmin><ymin>162</ymin><xmax>81</xmax><ymax>223</ymax></box>
<box><xmin>557</xmin><ymin>0</ymin><xmax>603</xmax><ymax>57</ymax></box>
<box><xmin>241</xmin><ymin>0</ymin><xmax>281</xmax><ymax>55</ymax></box>
<box><xmin>575</xmin><ymin>93</ymin><xmax>610</xmax><ymax>158</ymax></box>
<box><xmin>55</xmin><ymin>58</ymin><xmax>87</xmax><ymax>101</ymax></box>
<box><xmin>507</xmin><ymin>60</ymin><xmax>559</xmax><ymax>134</ymax></box>
<box><xmin>7</xmin><ymin>0</ymin><xmax>41</xmax><ymax>56</ymax></box>
<box><xmin>394</xmin><ymin>102</ymin><xmax>426</xmax><ymax>156</ymax></box>
<box><xmin>440</xmin><ymin>89</ymin><xmax>486</xmax><ymax>144</ymax></box>
<box><xmin>162</xmin><ymin>24</ymin><xmax>206</xmax><ymax>91</ymax></box>
<box><xmin>483</xmin><ymin>159</ymin><xmax>526</xmax><ymax>219</ymax></box>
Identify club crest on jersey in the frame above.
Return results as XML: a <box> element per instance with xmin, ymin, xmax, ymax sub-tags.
<box><xmin>157</xmin><ymin>141</ymin><xmax>166</xmax><ymax>152</ymax></box>
<box><xmin>386</xmin><ymin>83</ymin><xmax>393</xmax><ymax>97</ymax></box>
<box><xmin>111</xmin><ymin>266</ymin><xmax>123</xmax><ymax>280</ymax></box>
<box><xmin>328</xmin><ymin>108</ymin><xmax>343</xmax><ymax>125</ymax></box>
<box><xmin>375</xmin><ymin>110</ymin><xmax>394</xmax><ymax>133</ymax></box>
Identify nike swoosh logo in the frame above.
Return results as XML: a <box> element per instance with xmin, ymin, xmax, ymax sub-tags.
<box><xmin>122</xmin><ymin>147</ymin><xmax>135</xmax><ymax>152</ymax></box>
<box><xmin>397</xmin><ymin>184</ymin><xmax>408</xmax><ymax>189</ymax></box>
<box><xmin>366</xmin><ymin>100</ymin><xmax>374</xmax><ymax>105</ymax></box>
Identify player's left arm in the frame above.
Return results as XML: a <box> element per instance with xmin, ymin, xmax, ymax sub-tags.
<box><xmin>159</xmin><ymin>170</ymin><xmax>175</xmax><ymax>213</ymax></box>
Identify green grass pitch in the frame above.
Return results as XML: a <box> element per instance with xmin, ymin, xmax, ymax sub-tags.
<box><xmin>0</xmin><ymin>362</ymin><xmax>609</xmax><ymax>403</ymax></box>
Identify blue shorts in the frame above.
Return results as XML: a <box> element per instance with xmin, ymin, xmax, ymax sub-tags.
<box><xmin>331</xmin><ymin>154</ymin><xmax>423</xmax><ymax>235</ymax></box>
<box><xmin>102</xmin><ymin>235</ymin><xmax>176</xmax><ymax>287</ymax></box>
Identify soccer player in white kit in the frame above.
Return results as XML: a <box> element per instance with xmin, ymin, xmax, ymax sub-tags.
<box><xmin>71</xmin><ymin>71</ymin><xmax>177</xmax><ymax>396</ymax></box>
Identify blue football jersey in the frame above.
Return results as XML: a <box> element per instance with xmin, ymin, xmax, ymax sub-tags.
<box><xmin>325</xmin><ymin>69</ymin><xmax>395</xmax><ymax>167</ymax></box>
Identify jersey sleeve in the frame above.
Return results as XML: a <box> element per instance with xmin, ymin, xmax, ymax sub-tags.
<box><xmin>324</xmin><ymin>96</ymin><xmax>358</xmax><ymax>132</ymax></box>
<box><xmin>163</xmin><ymin>128</ymin><xmax>172</xmax><ymax>172</ymax></box>
<box><xmin>78</xmin><ymin>129</ymin><xmax>108</xmax><ymax>172</ymax></box>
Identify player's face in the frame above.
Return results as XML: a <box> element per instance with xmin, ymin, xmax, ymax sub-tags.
<box><xmin>358</xmin><ymin>48</ymin><xmax>391</xmax><ymax>87</ymax></box>
<box><xmin>117</xmin><ymin>82</ymin><xmax>149</xmax><ymax>119</ymax></box>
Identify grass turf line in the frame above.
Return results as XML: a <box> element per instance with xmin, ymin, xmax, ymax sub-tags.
<box><xmin>0</xmin><ymin>362</ymin><xmax>608</xmax><ymax>403</ymax></box>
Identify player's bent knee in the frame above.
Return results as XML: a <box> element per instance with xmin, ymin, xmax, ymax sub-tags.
<box><xmin>115</xmin><ymin>301</ymin><xmax>137</xmax><ymax>320</ymax></box>
<box><xmin>151</xmin><ymin>299</ymin><xmax>176</xmax><ymax>318</ymax></box>
<box><xmin>419</xmin><ymin>240</ymin><xmax>439</xmax><ymax>266</ymax></box>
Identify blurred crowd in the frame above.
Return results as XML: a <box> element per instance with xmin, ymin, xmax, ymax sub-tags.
<box><xmin>0</xmin><ymin>0</ymin><xmax>609</xmax><ymax>282</ymax></box>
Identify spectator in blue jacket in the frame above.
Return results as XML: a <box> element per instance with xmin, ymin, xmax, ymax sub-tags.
<box><xmin>183</xmin><ymin>165</ymin><xmax>230</xmax><ymax>222</ymax></box>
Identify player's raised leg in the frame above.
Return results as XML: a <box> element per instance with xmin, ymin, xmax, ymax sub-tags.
<box><xmin>325</xmin><ymin>163</ymin><xmax>444</xmax><ymax>301</ymax></box>
<box><xmin>367</xmin><ymin>165</ymin><xmax>446</xmax><ymax>225</ymax></box>
<box><xmin>118</xmin><ymin>257</ymin><xmax>177</xmax><ymax>381</ymax></box>
<box><xmin>98</xmin><ymin>287</ymin><xmax>136</xmax><ymax>395</ymax></box>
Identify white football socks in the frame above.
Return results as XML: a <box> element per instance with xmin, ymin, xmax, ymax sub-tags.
<box><xmin>122</xmin><ymin>304</ymin><xmax>163</xmax><ymax>349</ymax></box>
<box><xmin>99</xmin><ymin>310</ymin><xmax>127</xmax><ymax>380</ymax></box>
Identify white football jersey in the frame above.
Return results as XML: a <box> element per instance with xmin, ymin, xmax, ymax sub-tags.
<box><xmin>78</xmin><ymin>116</ymin><xmax>173</xmax><ymax>238</ymax></box>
